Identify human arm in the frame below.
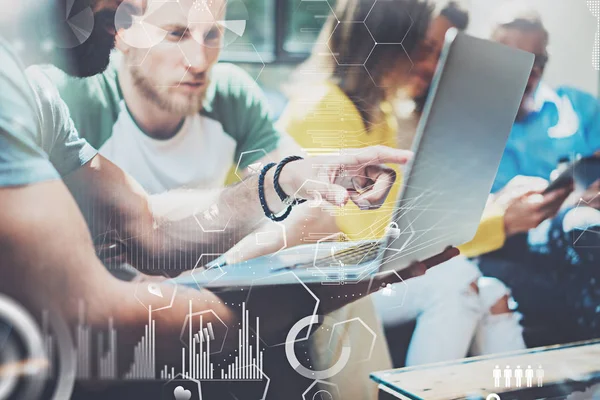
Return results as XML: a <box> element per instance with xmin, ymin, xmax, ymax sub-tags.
<box><xmin>0</xmin><ymin>179</ymin><xmax>234</xmax><ymax>371</ymax></box>
<box><xmin>459</xmin><ymin>175</ymin><xmax>574</xmax><ymax>257</ymax></box>
<box><xmin>64</xmin><ymin>146</ymin><xmax>412</xmax><ymax>272</ymax></box>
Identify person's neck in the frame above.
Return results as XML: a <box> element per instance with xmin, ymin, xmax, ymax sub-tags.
<box><xmin>119</xmin><ymin>67</ymin><xmax>185</xmax><ymax>140</ymax></box>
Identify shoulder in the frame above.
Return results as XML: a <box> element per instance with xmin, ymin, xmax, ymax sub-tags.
<box><xmin>0</xmin><ymin>41</ymin><xmax>38</xmax><ymax>138</ymax></box>
<box><xmin>26</xmin><ymin>63</ymin><xmax>122</xmax><ymax>148</ymax></box>
<box><xmin>202</xmin><ymin>63</ymin><xmax>265</xmax><ymax>115</ymax></box>
<box><xmin>26</xmin><ymin>63</ymin><xmax>121</xmax><ymax>110</ymax></box>
<box><xmin>555</xmin><ymin>86</ymin><xmax>599</xmax><ymax>115</ymax></box>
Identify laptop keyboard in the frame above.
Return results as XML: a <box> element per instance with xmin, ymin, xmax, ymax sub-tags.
<box><xmin>273</xmin><ymin>240</ymin><xmax>382</xmax><ymax>272</ymax></box>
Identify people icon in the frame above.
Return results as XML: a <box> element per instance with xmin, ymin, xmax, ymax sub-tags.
<box><xmin>514</xmin><ymin>365</ymin><xmax>523</xmax><ymax>387</ymax></box>
<box><xmin>536</xmin><ymin>365</ymin><xmax>544</xmax><ymax>387</ymax></box>
<box><xmin>503</xmin><ymin>365</ymin><xmax>512</xmax><ymax>388</ymax></box>
<box><xmin>493</xmin><ymin>365</ymin><xmax>501</xmax><ymax>388</ymax></box>
<box><xmin>525</xmin><ymin>365</ymin><xmax>534</xmax><ymax>387</ymax></box>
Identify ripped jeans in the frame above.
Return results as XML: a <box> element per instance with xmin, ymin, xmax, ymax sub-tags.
<box><xmin>479</xmin><ymin>206</ymin><xmax>600</xmax><ymax>344</ymax></box>
<box><xmin>372</xmin><ymin>256</ymin><xmax>525</xmax><ymax>366</ymax></box>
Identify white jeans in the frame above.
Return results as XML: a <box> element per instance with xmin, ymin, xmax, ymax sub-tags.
<box><xmin>372</xmin><ymin>256</ymin><xmax>526</xmax><ymax>366</ymax></box>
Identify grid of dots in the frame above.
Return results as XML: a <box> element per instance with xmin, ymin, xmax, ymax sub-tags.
<box><xmin>588</xmin><ymin>0</ymin><xmax>600</xmax><ymax>70</ymax></box>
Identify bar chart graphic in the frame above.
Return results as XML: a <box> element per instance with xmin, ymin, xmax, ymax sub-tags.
<box><xmin>75</xmin><ymin>301</ymin><xmax>91</xmax><ymax>379</ymax></box>
<box><xmin>161</xmin><ymin>301</ymin><xmax>264</xmax><ymax>381</ymax></box>
<box><xmin>37</xmin><ymin>300</ymin><xmax>266</xmax><ymax>383</ymax></box>
<box><xmin>220</xmin><ymin>302</ymin><xmax>263</xmax><ymax>380</ymax></box>
<box><xmin>124</xmin><ymin>305</ymin><xmax>156</xmax><ymax>380</ymax></box>
<box><xmin>97</xmin><ymin>318</ymin><xmax>117</xmax><ymax>379</ymax></box>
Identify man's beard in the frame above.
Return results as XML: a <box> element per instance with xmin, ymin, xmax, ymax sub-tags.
<box><xmin>130</xmin><ymin>66</ymin><xmax>208</xmax><ymax>116</ymax></box>
<box><xmin>54</xmin><ymin>9</ymin><xmax>120</xmax><ymax>77</ymax></box>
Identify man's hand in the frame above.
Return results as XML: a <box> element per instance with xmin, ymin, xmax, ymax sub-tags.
<box><xmin>277</xmin><ymin>146</ymin><xmax>412</xmax><ymax>209</ymax></box>
<box><xmin>496</xmin><ymin>175</ymin><xmax>573</xmax><ymax>237</ymax></box>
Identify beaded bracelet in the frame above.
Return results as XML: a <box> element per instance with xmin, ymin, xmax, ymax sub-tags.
<box><xmin>258</xmin><ymin>162</ymin><xmax>293</xmax><ymax>222</ymax></box>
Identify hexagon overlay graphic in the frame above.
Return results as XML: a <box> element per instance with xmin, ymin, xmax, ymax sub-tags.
<box><xmin>327</xmin><ymin>22</ymin><xmax>374</xmax><ymax>65</ymax></box>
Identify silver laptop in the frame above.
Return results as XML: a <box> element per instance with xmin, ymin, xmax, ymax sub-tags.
<box><xmin>176</xmin><ymin>30</ymin><xmax>534</xmax><ymax>289</ymax></box>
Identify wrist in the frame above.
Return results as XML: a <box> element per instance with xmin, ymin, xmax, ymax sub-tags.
<box><xmin>503</xmin><ymin>215</ymin><xmax>519</xmax><ymax>237</ymax></box>
<box><xmin>276</xmin><ymin>164</ymin><xmax>298</xmax><ymax>200</ymax></box>
<box><xmin>262</xmin><ymin>168</ymin><xmax>287</xmax><ymax>214</ymax></box>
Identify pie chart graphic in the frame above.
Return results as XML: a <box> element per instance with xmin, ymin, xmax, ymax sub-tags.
<box><xmin>114</xmin><ymin>1</ymin><xmax>170</xmax><ymax>49</ymax></box>
<box><xmin>189</xmin><ymin>0</ymin><xmax>249</xmax><ymax>48</ymax></box>
<box><xmin>45</xmin><ymin>0</ymin><xmax>94</xmax><ymax>49</ymax></box>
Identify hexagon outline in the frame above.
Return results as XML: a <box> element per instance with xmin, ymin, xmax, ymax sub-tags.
<box><xmin>234</xmin><ymin>149</ymin><xmax>270</xmax><ymax>184</ymax></box>
<box><xmin>227</xmin><ymin>362</ymin><xmax>271</xmax><ymax>400</ymax></box>
<box><xmin>191</xmin><ymin>253</ymin><xmax>227</xmax><ymax>289</ymax></box>
<box><xmin>178</xmin><ymin>308</ymin><xmax>229</xmax><ymax>355</ymax></box>
<box><xmin>329</xmin><ymin>0</ymin><xmax>376</xmax><ymax>22</ymax></box>
<box><xmin>329</xmin><ymin>317</ymin><xmax>376</xmax><ymax>364</ymax></box>
<box><xmin>193</xmin><ymin>198</ymin><xmax>233</xmax><ymax>233</ymax></box>
<box><xmin>134</xmin><ymin>278</ymin><xmax>178</xmax><ymax>312</ymax></box>
<box><xmin>290</xmin><ymin>0</ymin><xmax>337</xmax><ymax>46</ymax></box>
<box><xmin>367</xmin><ymin>268</ymin><xmax>408</xmax><ymax>310</ymax></box>
<box><xmin>221</xmin><ymin>42</ymin><xmax>266</xmax><ymax>83</ymax></box>
<box><xmin>327</xmin><ymin>21</ymin><xmax>375</xmax><ymax>66</ymax></box>
<box><xmin>302</xmin><ymin>379</ymin><xmax>341</xmax><ymax>400</ymax></box>
<box><xmin>363</xmin><ymin>0</ymin><xmax>415</xmax><ymax>44</ymax></box>
<box><xmin>364</xmin><ymin>43</ymin><xmax>414</xmax><ymax>88</ymax></box>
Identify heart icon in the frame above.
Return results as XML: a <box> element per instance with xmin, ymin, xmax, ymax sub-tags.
<box><xmin>173</xmin><ymin>386</ymin><xmax>192</xmax><ymax>400</ymax></box>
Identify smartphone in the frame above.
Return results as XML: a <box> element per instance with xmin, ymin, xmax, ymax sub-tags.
<box><xmin>543</xmin><ymin>156</ymin><xmax>600</xmax><ymax>194</ymax></box>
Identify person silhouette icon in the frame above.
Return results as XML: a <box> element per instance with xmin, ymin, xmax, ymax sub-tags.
<box><xmin>514</xmin><ymin>365</ymin><xmax>523</xmax><ymax>387</ymax></box>
<box><xmin>503</xmin><ymin>365</ymin><xmax>512</xmax><ymax>388</ymax></box>
<box><xmin>493</xmin><ymin>365</ymin><xmax>501</xmax><ymax>388</ymax></box>
<box><xmin>525</xmin><ymin>365</ymin><xmax>534</xmax><ymax>387</ymax></box>
<box><xmin>536</xmin><ymin>365</ymin><xmax>544</xmax><ymax>387</ymax></box>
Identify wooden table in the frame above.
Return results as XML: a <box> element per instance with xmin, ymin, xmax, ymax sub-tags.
<box><xmin>371</xmin><ymin>340</ymin><xmax>600</xmax><ymax>400</ymax></box>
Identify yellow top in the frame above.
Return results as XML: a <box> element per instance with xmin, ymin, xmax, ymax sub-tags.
<box><xmin>277</xmin><ymin>82</ymin><xmax>506</xmax><ymax>257</ymax></box>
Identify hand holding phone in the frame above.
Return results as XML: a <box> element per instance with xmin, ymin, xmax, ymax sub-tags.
<box><xmin>544</xmin><ymin>156</ymin><xmax>600</xmax><ymax>194</ymax></box>
<box><xmin>503</xmin><ymin>184</ymin><xmax>572</xmax><ymax>237</ymax></box>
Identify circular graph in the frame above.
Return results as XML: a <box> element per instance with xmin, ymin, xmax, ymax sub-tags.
<box><xmin>115</xmin><ymin>1</ymin><xmax>169</xmax><ymax>49</ymax></box>
<box><xmin>285</xmin><ymin>316</ymin><xmax>351</xmax><ymax>380</ymax></box>
<box><xmin>312</xmin><ymin>390</ymin><xmax>334</xmax><ymax>400</ymax></box>
<box><xmin>45</xmin><ymin>0</ymin><xmax>94</xmax><ymax>49</ymax></box>
<box><xmin>188</xmin><ymin>0</ymin><xmax>248</xmax><ymax>48</ymax></box>
<box><xmin>0</xmin><ymin>296</ymin><xmax>75</xmax><ymax>400</ymax></box>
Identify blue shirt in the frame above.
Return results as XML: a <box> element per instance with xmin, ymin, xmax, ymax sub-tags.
<box><xmin>493</xmin><ymin>84</ymin><xmax>600</xmax><ymax>192</ymax></box>
<box><xmin>0</xmin><ymin>38</ymin><xmax>96</xmax><ymax>187</ymax></box>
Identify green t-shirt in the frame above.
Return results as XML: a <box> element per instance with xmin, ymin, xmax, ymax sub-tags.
<box><xmin>27</xmin><ymin>62</ymin><xmax>282</xmax><ymax>193</ymax></box>
<box><xmin>0</xmin><ymin>39</ymin><xmax>96</xmax><ymax>188</ymax></box>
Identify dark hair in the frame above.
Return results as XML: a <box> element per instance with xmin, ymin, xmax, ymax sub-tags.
<box><xmin>494</xmin><ymin>6</ymin><xmax>549</xmax><ymax>44</ymax></box>
<box><xmin>440</xmin><ymin>1</ymin><xmax>469</xmax><ymax>30</ymax></box>
<box><xmin>295</xmin><ymin>0</ymin><xmax>433</xmax><ymax>129</ymax></box>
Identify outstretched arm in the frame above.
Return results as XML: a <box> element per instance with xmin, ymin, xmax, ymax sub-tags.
<box><xmin>64</xmin><ymin>146</ymin><xmax>412</xmax><ymax>272</ymax></box>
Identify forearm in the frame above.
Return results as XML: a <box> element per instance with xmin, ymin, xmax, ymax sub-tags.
<box><xmin>66</xmin><ymin>155</ymin><xmax>289</xmax><ymax>273</ymax></box>
<box><xmin>0</xmin><ymin>182</ymin><xmax>238</xmax><ymax>372</ymax></box>
<box><xmin>147</xmin><ymin>170</ymin><xmax>289</xmax><ymax>265</ymax></box>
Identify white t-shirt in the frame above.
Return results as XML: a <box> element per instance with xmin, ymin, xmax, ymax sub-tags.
<box><xmin>28</xmin><ymin>62</ymin><xmax>283</xmax><ymax>194</ymax></box>
<box><xmin>100</xmin><ymin>101</ymin><xmax>236</xmax><ymax>194</ymax></box>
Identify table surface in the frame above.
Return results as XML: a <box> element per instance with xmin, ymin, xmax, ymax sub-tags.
<box><xmin>371</xmin><ymin>339</ymin><xmax>600</xmax><ymax>400</ymax></box>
